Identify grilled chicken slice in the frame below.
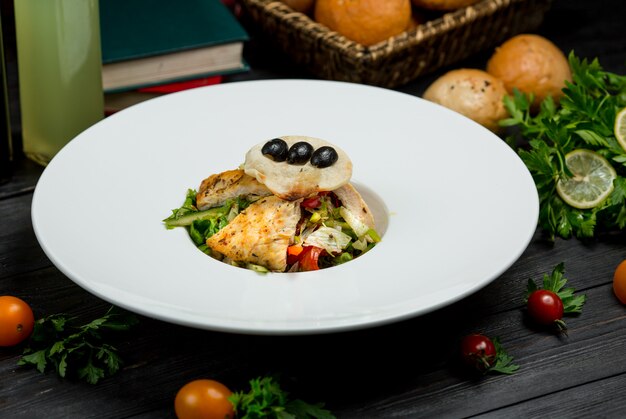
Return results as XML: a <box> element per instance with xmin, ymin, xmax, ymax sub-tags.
<box><xmin>206</xmin><ymin>196</ymin><xmax>302</xmax><ymax>271</ymax></box>
<box><xmin>334</xmin><ymin>183</ymin><xmax>375</xmax><ymax>229</ymax></box>
<box><xmin>196</xmin><ymin>169</ymin><xmax>272</xmax><ymax>210</ymax></box>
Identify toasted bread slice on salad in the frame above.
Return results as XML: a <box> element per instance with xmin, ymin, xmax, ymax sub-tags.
<box><xmin>244</xmin><ymin>135</ymin><xmax>352</xmax><ymax>200</ymax></box>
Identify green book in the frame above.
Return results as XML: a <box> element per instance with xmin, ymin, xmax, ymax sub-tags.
<box><xmin>100</xmin><ymin>0</ymin><xmax>249</xmax><ymax>92</ymax></box>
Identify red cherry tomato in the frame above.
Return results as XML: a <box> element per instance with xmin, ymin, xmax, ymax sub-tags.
<box><xmin>174</xmin><ymin>379</ymin><xmax>235</xmax><ymax>419</ymax></box>
<box><xmin>287</xmin><ymin>245</ymin><xmax>304</xmax><ymax>265</ymax></box>
<box><xmin>460</xmin><ymin>334</ymin><xmax>496</xmax><ymax>371</ymax></box>
<box><xmin>299</xmin><ymin>246</ymin><xmax>324</xmax><ymax>271</ymax></box>
<box><xmin>301</xmin><ymin>196</ymin><xmax>321</xmax><ymax>209</ymax></box>
<box><xmin>527</xmin><ymin>290</ymin><xmax>564</xmax><ymax>325</ymax></box>
<box><xmin>0</xmin><ymin>296</ymin><xmax>35</xmax><ymax>347</ymax></box>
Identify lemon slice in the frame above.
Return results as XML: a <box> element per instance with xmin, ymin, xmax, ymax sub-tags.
<box><xmin>556</xmin><ymin>149</ymin><xmax>616</xmax><ymax>209</ymax></box>
<box><xmin>615</xmin><ymin>107</ymin><xmax>626</xmax><ymax>152</ymax></box>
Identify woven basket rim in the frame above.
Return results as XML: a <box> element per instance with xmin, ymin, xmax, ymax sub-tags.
<box><xmin>244</xmin><ymin>0</ymin><xmax>528</xmax><ymax>58</ymax></box>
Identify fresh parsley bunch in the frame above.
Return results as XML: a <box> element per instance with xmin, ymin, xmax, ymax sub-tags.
<box><xmin>501</xmin><ymin>52</ymin><xmax>626</xmax><ymax>240</ymax></box>
<box><xmin>229</xmin><ymin>376</ymin><xmax>336</xmax><ymax>419</ymax></box>
<box><xmin>18</xmin><ymin>306</ymin><xmax>139</xmax><ymax>384</ymax></box>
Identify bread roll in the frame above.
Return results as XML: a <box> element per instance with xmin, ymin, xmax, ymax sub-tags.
<box><xmin>423</xmin><ymin>69</ymin><xmax>509</xmax><ymax>132</ymax></box>
<box><xmin>487</xmin><ymin>34</ymin><xmax>572</xmax><ymax>110</ymax></box>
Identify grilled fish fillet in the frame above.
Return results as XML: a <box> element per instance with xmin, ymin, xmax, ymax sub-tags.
<box><xmin>196</xmin><ymin>169</ymin><xmax>272</xmax><ymax>210</ymax></box>
<box><xmin>206</xmin><ymin>196</ymin><xmax>302</xmax><ymax>271</ymax></box>
<box><xmin>334</xmin><ymin>183</ymin><xmax>375</xmax><ymax>229</ymax></box>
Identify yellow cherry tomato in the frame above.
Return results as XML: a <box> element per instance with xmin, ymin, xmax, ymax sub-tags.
<box><xmin>614</xmin><ymin>260</ymin><xmax>626</xmax><ymax>304</ymax></box>
<box><xmin>0</xmin><ymin>296</ymin><xmax>35</xmax><ymax>347</ymax></box>
<box><xmin>175</xmin><ymin>379</ymin><xmax>235</xmax><ymax>419</ymax></box>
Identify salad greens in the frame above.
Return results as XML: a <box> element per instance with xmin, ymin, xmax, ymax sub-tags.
<box><xmin>296</xmin><ymin>193</ymin><xmax>379</xmax><ymax>269</ymax></box>
<box><xmin>501</xmin><ymin>52</ymin><xmax>626</xmax><ymax>240</ymax></box>
<box><xmin>164</xmin><ymin>189</ymin><xmax>253</xmax><ymax>258</ymax></box>
<box><xmin>163</xmin><ymin>189</ymin><xmax>380</xmax><ymax>272</ymax></box>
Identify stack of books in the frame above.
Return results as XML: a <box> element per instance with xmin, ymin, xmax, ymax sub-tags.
<box><xmin>100</xmin><ymin>0</ymin><xmax>248</xmax><ymax>114</ymax></box>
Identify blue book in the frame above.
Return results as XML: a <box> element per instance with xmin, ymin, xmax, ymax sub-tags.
<box><xmin>100</xmin><ymin>0</ymin><xmax>249</xmax><ymax>92</ymax></box>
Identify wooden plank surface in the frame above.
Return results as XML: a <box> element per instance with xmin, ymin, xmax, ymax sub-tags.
<box><xmin>0</xmin><ymin>193</ymin><xmax>51</xmax><ymax>278</ymax></box>
<box><xmin>1</xmin><ymin>0</ymin><xmax>625</xmax><ymax>417</ymax></box>
<box><xmin>475</xmin><ymin>372</ymin><xmax>626</xmax><ymax>418</ymax></box>
<box><xmin>0</xmin><ymin>158</ymin><xmax>41</xmax><ymax>200</ymax></box>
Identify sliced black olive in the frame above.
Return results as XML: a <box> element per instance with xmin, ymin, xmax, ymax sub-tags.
<box><xmin>310</xmin><ymin>146</ymin><xmax>338</xmax><ymax>168</ymax></box>
<box><xmin>286</xmin><ymin>141</ymin><xmax>314</xmax><ymax>165</ymax></box>
<box><xmin>261</xmin><ymin>138</ymin><xmax>289</xmax><ymax>162</ymax></box>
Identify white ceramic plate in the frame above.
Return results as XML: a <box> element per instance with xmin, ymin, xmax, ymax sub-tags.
<box><xmin>32</xmin><ymin>80</ymin><xmax>538</xmax><ymax>335</ymax></box>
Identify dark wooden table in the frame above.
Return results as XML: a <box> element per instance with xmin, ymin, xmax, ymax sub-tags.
<box><xmin>2</xmin><ymin>1</ymin><xmax>626</xmax><ymax>417</ymax></box>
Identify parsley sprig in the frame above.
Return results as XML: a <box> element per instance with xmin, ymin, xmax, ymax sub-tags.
<box><xmin>18</xmin><ymin>306</ymin><xmax>138</xmax><ymax>384</ymax></box>
<box><xmin>525</xmin><ymin>262</ymin><xmax>586</xmax><ymax>332</ymax></box>
<box><xmin>501</xmin><ymin>52</ymin><xmax>626</xmax><ymax>240</ymax></box>
<box><xmin>488</xmin><ymin>338</ymin><xmax>520</xmax><ymax>375</ymax></box>
<box><xmin>229</xmin><ymin>376</ymin><xmax>336</xmax><ymax>419</ymax></box>
<box><xmin>526</xmin><ymin>262</ymin><xmax>587</xmax><ymax>314</ymax></box>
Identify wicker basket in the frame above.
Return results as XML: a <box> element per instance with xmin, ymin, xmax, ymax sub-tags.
<box><xmin>241</xmin><ymin>0</ymin><xmax>552</xmax><ymax>88</ymax></box>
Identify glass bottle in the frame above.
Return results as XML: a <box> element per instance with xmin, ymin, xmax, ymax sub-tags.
<box><xmin>14</xmin><ymin>0</ymin><xmax>103</xmax><ymax>166</ymax></box>
<box><xmin>1</xmin><ymin>8</ymin><xmax>11</xmax><ymax>184</ymax></box>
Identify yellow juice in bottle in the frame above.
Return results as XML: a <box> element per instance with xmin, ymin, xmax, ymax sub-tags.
<box><xmin>15</xmin><ymin>0</ymin><xmax>103</xmax><ymax>166</ymax></box>
<box><xmin>1</xmin><ymin>11</ymin><xmax>12</xmax><ymax>182</ymax></box>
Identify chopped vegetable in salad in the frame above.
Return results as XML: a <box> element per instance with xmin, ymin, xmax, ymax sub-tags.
<box><xmin>163</xmin><ymin>189</ymin><xmax>380</xmax><ymax>272</ymax></box>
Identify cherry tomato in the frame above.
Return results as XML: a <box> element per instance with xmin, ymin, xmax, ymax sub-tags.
<box><xmin>175</xmin><ymin>379</ymin><xmax>235</xmax><ymax>419</ymax></box>
<box><xmin>527</xmin><ymin>290</ymin><xmax>564</xmax><ymax>325</ymax></box>
<box><xmin>287</xmin><ymin>245</ymin><xmax>304</xmax><ymax>265</ymax></box>
<box><xmin>0</xmin><ymin>296</ymin><xmax>35</xmax><ymax>347</ymax></box>
<box><xmin>299</xmin><ymin>246</ymin><xmax>324</xmax><ymax>271</ymax></box>
<box><xmin>301</xmin><ymin>196</ymin><xmax>321</xmax><ymax>209</ymax></box>
<box><xmin>460</xmin><ymin>334</ymin><xmax>496</xmax><ymax>371</ymax></box>
<box><xmin>614</xmin><ymin>260</ymin><xmax>626</xmax><ymax>304</ymax></box>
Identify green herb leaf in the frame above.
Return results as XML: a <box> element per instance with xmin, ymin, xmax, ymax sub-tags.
<box><xmin>229</xmin><ymin>376</ymin><xmax>336</xmax><ymax>419</ymax></box>
<box><xmin>561</xmin><ymin>291</ymin><xmax>587</xmax><ymax>314</ymax></box>
<box><xmin>164</xmin><ymin>190</ymin><xmax>251</xmax><ymax>251</ymax></box>
<box><xmin>18</xmin><ymin>306</ymin><xmax>138</xmax><ymax>384</ymax></box>
<box><xmin>542</xmin><ymin>262</ymin><xmax>567</xmax><ymax>292</ymax></box>
<box><xmin>503</xmin><ymin>52</ymin><xmax>626</xmax><ymax>239</ymax></box>
<box><xmin>17</xmin><ymin>349</ymin><xmax>48</xmax><ymax>373</ymax></box>
<box><xmin>285</xmin><ymin>399</ymin><xmax>336</xmax><ymax>419</ymax></box>
<box><xmin>163</xmin><ymin>189</ymin><xmax>199</xmax><ymax>229</ymax></box>
<box><xmin>78</xmin><ymin>358</ymin><xmax>105</xmax><ymax>385</ymax></box>
<box><xmin>49</xmin><ymin>340</ymin><xmax>65</xmax><ymax>356</ymax></box>
<box><xmin>525</xmin><ymin>262</ymin><xmax>587</xmax><ymax>328</ymax></box>
<box><xmin>58</xmin><ymin>353</ymin><xmax>68</xmax><ymax>378</ymax></box>
<box><xmin>487</xmin><ymin>338</ymin><xmax>520</xmax><ymax>375</ymax></box>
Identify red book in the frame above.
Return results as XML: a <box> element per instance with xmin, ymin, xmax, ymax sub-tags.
<box><xmin>104</xmin><ymin>75</ymin><xmax>223</xmax><ymax>115</ymax></box>
<box><xmin>137</xmin><ymin>75</ymin><xmax>222</xmax><ymax>93</ymax></box>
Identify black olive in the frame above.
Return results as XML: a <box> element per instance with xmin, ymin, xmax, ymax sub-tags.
<box><xmin>261</xmin><ymin>138</ymin><xmax>288</xmax><ymax>162</ymax></box>
<box><xmin>286</xmin><ymin>142</ymin><xmax>314</xmax><ymax>165</ymax></box>
<box><xmin>310</xmin><ymin>146</ymin><xmax>338</xmax><ymax>168</ymax></box>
